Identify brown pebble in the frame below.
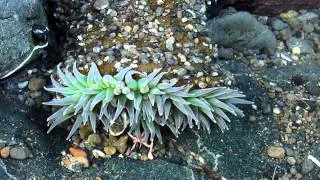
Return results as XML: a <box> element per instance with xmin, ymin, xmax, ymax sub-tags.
<box><xmin>0</xmin><ymin>146</ymin><xmax>10</xmax><ymax>158</ymax></box>
<box><xmin>140</xmin><ymin>154</ymin><xmax>149</xmax><ymax>161</ymax></box>
<box><xmin>114</xmin><ymin>135</ymin><xmax>128</xmax><ymax>154</ymax></box>
<box><xmin>104</xmin><ymin>146</ymin><xmax>117</xmax><ymax>156</ymax></box>
<box><xmin>28</xmin><ymin>78</ymin><xmax>46</xmax><ymax>91</ymax></box>
<box><xmin>63</xmin><ymin>156</ymin><xmax>89</xmax><ymax>168</ymax></box>
<box><xmin>295</xmin><ymin>173</ymin><xmax>303</xmax><ymax>179</ymax></box>
<box><xmin>87</xmin><ymin>134</ymin><xmax>102</xmax><ymax>145</ymax></box>
<box><xmin>69</xmin><ymin>147</ymin><xmax>87</xmax><ymax>158</ymax></box>
<box><xmin>267</xmin><ymin>146</ymin><xmax>285</xmax><ymax>159</ymax></box>
<box><xmin>79</xmin><ymin>125</ymin><xmax>92</xmax><ymax>139</ymax></box>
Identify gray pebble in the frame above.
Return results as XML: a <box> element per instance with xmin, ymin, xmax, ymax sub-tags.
<box><xmin>303</xmin><ymin>23</ymin><xmax>314</xmax><ymax>33</ymax></box>
<box><xmin>301</xmin><ymin>158</ymin><xmax>314</xmax><ymax>174</ymax></box>
<box><xmin>297</xmin><ymin>12</ymin><xmax>319</xmax><ymax>21</ymax></box>
<box><xmin>285</xmin><ymin>148</ymin><xmax>295</xmax><ymax>156</ymax></box>
<box><xmin>93</xmin><ymin>47</ymin><xmax>101</xmax><ymax>53</ymax></box>
<box><xmin>93</xmin><ymin>0</ymin><xmax>109</xmax><ymax>10</ymax></box>
<box><xmin>218</xmin><ymin>47</ymin><xmax>234</xmax><ymax>59</ymax></box>
<box><xmin>25</xmin><ymin>98</ymin><xmax>35</xmax><ymax>106</ymax></box>
<box><xmin>0</xmin><ymin>142</ymin><xmax>5</xmax><ymax>149</ymax></box>
<box><xmin>166</xmin><ymin>37</ymin><xmax>175</xmax><ymax>51</ymax></box>
<box><xmin>290</xmin><ymin>166</ymin><xmax>297</xmax><ymax>175</ymax></box>
<box><xmin>10</xmin><ymin>147</ymin><xmax>31</xmax><ymax>160</ymax></box>
<box><xmin>287</xmin><ymin>156</ymin><xmax>296</xmax><ymax>165</ymax></box>
<box><xmin>271</xmin><ymin>19</ymin><xmax>288</xmax><ymax>31</ymax></box>
<box><xmin>176</xmin><ymin>68</ymin><xmax>187</xmax><ymax>76</ymax></box>
<box><xmin>18</xmin><ymin>81</ymin><xmax>29</xmax><ymax>89</ymax></box>
<box><xmin>155</xmin><ymin>7</ymin><xmax>164</xmax><ymax>16</ymax></box>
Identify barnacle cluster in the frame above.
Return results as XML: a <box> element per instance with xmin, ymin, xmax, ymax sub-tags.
<box><xmin>44</xmin><ymin>62</ymin><xmax>252</xmax><ymax>149</ymax></box>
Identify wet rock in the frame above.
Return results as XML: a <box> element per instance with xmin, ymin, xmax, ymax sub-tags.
<box><xmin>0</xmin><ymin>99</ymin><xmax>69</xmax><ymax>178</ymax></box>
<box><xmin>301</xmin><ymin>159</ymin><xmax>314</xmax><ymax>174</ymax></box>
<box><xmin>0</xmin><ymin>0</ymin><xmax>48</xmax><ymax>78</ymax></box>
<box><xmin>207</xmin><ymin>12</ymin><xmax>276</xmax><ymax>51</ymax></box>
<box><xmin>0</xmin><ymin>160</ymin><xmax>16</xmax><ymax>179</ymax></box>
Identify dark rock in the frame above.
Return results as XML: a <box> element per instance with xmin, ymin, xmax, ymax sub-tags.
<box><xmin>218</xmin><ymin>47</ymin><xmax>234</xmax><ymax>59</ymax></box>
<box><xmin>301</xmin><ymin>159</ymin><xmax>315</xmax><ymax>174</ymax></box>
<box><xmin>215</xmin><ymin>0</ymin><xmax>320</xmax><ymax>16</ymax></box>
<box><xmin>172</xmin><ymin>60</ymin><xmax>279</xmax><ymax>179</ymax></box>
<box><xmin>32</xmin><ymin>24</ymin><xmax>49</xmax><ymax>43</ymax></box>
<box><xmin>88</xmin><ymin>158</ymin><xmax>197</xmax><ymax>179</ymax></box>
<box><xmin>0</xmin><ymin>94</ymin><xmax>202</xmax><ymax>178</ymax></box>
<box><xmin>0</xmin><ymin>160</ymin><xmax>16</xmax><ymax>180</ymax></box>
<box><xmin>0</xmin><ymin>0</ymin><xmax>48</xmax><ymax>79</ymax></box>
<box><xmin>206</xmin><ymin>12</ymin><xmax>276</xmax><ymax>51</ymax></box>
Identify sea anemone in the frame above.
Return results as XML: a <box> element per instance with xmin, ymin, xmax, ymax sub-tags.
<box><xmin>44</xmin><ymin>62</ymin><xmax>252</xmax><ymax>148</ymax></box>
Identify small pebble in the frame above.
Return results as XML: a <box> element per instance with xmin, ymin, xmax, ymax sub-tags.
<box><xmin>104</xmin><ymin>146</ymin><xmax>117</xmax><ymax>156</ymax></box>
<box><xmin>69</xmin><ymin>147</ymin><xmax>87</xmax><ymax>158</ymax></box>
<box><xmin>28</xmin><ymin>78</ymin><xmax>45</xmax><ymax>91</ymax></box>
<box><xmin>92</xmin><ymin>149</ymin><xmax>106</xmax><ymax>158</ymax></box>
<box><xmin>292</xmin><ymin>47</ymin><xmax>301</xmax><ymax>55</ymax></box>
<box><xmin>114</xmin><ymin>135</ymin><xmax>128</xmax><ymax>154</ymax></box>
<box><xmin>287</xmin><ymin>156</ymin><xmax>296</xmax><ymax>165</ymax></box>
<box><xmin>87</xmin><ymin>134</ymin><xmax>102</xmax><ymax>145</ymax></box>
<box><xmin>93</xmin><ymin>0</ymin><xmax>109</xmax><ymax>10</ymax></box>
<box><xmin>273</xmin><ymin>107</ymin><xmax>281</xmax><ymax>115</ymax></box>
<box><xmin>267</xmin><ymin>146</ymin><xmax>285</xmax><ymax>159</ymax></box>
<box><xmin>176</xmin><ymin>68</ymin><xmax>187</xmax><ymax>76</ymax></box>
<box><xmin>18</xmin><ymin>81</ymin><xmax>29</xmax><ymax>89</ymax></box>
<box><xmin>10</xmin><ymin>147</ymin><xmax>30</xmax><ymax>160</ymax></box>
<box><xmin>140</xmin><ymin>154</ymin><xmax>149</xmax><ymax>161</ymax></box>
<box><xmin>0</xmin><ymin>146</ymin><xmax>10</xmax><ymax>158</ymax></box>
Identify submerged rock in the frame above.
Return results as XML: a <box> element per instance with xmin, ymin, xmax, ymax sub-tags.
<box><xmin>206</xmin><ymin>12</ymin><xmax>276</xmax><ymax>51</ymax></box>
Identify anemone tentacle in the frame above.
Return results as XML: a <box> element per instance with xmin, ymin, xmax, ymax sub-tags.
<box><xmin>44</xmin><ymin>62</ymin><xmax>253</xmax><ymax>143</ymax></box>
